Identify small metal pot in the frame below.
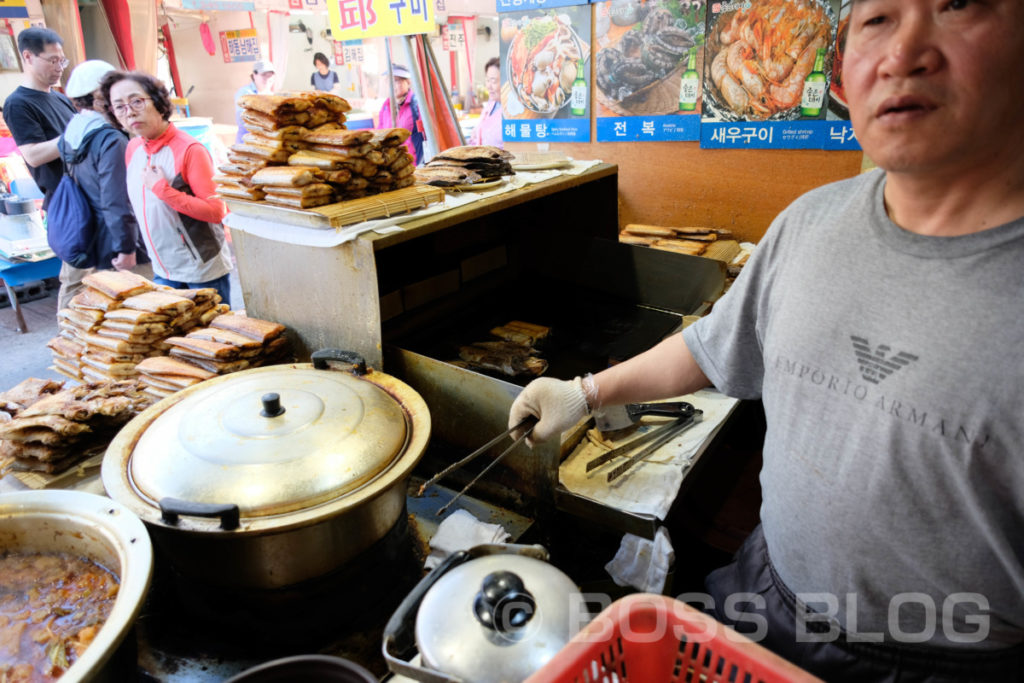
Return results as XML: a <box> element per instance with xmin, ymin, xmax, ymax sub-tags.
<box><xmin>0</xmin><ymin>490</ymin><xmax>153</xmax><ymax>683</ymax></box>
<box><xmin>383</xmin><ymin>545</ymin><xmax>590</xmax><ymax>683</ymax></box>
<box><xmin>102</xmin><ymin>349</ymin><xmax>431</xmax><ymax>589</ymax></box>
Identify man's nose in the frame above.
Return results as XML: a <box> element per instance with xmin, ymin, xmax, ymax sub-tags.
<box><xmin>879</xmin><ymin>12</ymin><xmax>942</xmax><ymax>78</ymax></box>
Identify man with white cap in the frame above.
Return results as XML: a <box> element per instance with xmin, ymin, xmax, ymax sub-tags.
<box><xmin>234</xmin><ymin>60</ymin><xmax>275</xmax><ymax>143</ymax></box>
<box><xmin>54</xmin><ymin>59</ymin><xmax>146</xmax><ymax>309</ymax></box>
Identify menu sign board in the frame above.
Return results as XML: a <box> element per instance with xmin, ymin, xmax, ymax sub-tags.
<box><xmin>498</xmin><ymin>0</ymin><xmax>591</xmax><ymax>143</ymax></box>
<box><xmin>699</xmin><ymin>0</ymin><xmax>841</xmax><ymax>149</ymax></box>
<box><xmin>329</xmin><ymin>0</ymin><xmax>433</xmax><ymax>41</ymax></box>
<box><xmin>0</xmin><ymin>1</ymin><xmax>28</xmax><ymax>19</ymax></box>
<box><xmin>593</xmin><ymin>0</ymin><xmax>704</xmax><ymax>142</ymax></box>
<box><xmin>220</xmin><ymin>28</ymin><xmax>259</xmax><ymax>63</ymax></box>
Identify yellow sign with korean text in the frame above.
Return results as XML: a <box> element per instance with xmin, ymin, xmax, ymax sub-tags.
<box><xmin>328</xmin><ymin>0</ymin><xmax>433</xmax><ymax>41</ymax></box>
<box><xmin>0</xmin><ymin>1</ymin><xmax>29</xmax><ymax>19</ymax></box>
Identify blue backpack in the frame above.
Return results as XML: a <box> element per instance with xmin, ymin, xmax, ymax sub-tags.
<box><xmin>46</xmin><ymin>136</ymin><xmax>95</xmax><ymax>269</ymax></box>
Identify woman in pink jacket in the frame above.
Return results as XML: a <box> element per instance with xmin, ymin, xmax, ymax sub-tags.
<box><xmin>377</xmin><ymin>64</ymin><xmax>424</xmax><ymax>164</ymax></box>
<box><xmin>100</xmin><ymin>71</ymin><xmax>233</xmax><ymax>303</ymax></box>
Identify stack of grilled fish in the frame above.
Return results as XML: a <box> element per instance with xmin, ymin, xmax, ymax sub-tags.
<box><xmin>0</xmin><ymin>379</ymin><xmax>154</xmax><ymax>474</ymax></box>
<box><xmin>415</xmin><ymin>146</ymin><xmax>515</xmax><ymax>187</ymax></box>
<box><xmin>216</xmin><ymin>92</ymin><xmax>416</xmax><ymax>208</ymax></box>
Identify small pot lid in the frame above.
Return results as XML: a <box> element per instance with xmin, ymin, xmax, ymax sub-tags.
<box><xmin>415</xmin><ymin>554</ymin><xmax>587</xmax><ymax>682</ymax></box>
<box><xmin>127</xmin><ymin>366</ymin><xmax>409</xmax><ymax>518</ymax></box>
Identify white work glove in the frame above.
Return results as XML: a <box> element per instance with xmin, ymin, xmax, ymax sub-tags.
<box><xmin>509</xmin><ymin>377</ymin><xmax>590</xmax><ymax>447</ymax></box>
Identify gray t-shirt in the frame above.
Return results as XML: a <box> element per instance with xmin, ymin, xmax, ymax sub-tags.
<box><xmin>684</xmin><ymin>170</ymin><xmax>1024</xmax><ymax>649</ymax></box>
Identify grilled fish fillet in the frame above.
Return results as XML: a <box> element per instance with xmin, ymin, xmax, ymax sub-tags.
<box><xmin>82</xmin><ymin>271</ymin><xmax>155</xmax><ymax>300</ymax></box>
<box><xmin>251</xmin><ymin>165</ymin><xmax>324</xmax><ymax>187</ymax></box>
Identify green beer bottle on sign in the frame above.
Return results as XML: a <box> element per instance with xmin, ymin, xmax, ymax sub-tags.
<box><xmin>570</xmin><ymin>60</ymin><xmax>587</xmax><ymax>116</ymax></box>
<box><xmin>800</xmin><ymin>48</ymin><xmax>827</xmax><ymax>117</ymax></box>
<box><xmin>679</xmin><ymin>46</ymin><xmax>699</xmax><ymax>111</ymax></box>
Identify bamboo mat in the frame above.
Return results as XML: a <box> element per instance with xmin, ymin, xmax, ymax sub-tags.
<box><xmin>224</xmin><ymin>184</ymin><xmax>445</xmax><ymax>230</ymax></box>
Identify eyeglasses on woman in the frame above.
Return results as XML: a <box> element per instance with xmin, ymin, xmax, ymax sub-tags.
<box><xmin>112</xmin><ymin>97</ymin><xmax>151</xmax><ymax>116</ymax></box>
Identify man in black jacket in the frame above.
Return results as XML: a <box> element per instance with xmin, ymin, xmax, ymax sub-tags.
<box><xmin>2</xmin><ymin>27</ymin><xmax>75</xmax><ymax>209</ymax></box>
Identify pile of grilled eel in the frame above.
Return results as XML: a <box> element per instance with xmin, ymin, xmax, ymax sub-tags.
<box><xmin>415</xmin><ymin>145</ymin><xmax>515</xmax><ymax>187</ymax></box>
<box><xmin>216</xmin><ymin>92</ymin><xmax>416</xmax><ymax>208</ymax></box>
<box><xmin>135</xmin><ymin>313</ymin><xmax>289</xmax><ymax>399</ymax></box>
<box><xmin>42</xmin><ymin>272</ymin><xmax>294</xmax><ymax>402</ymax></box>
<box><xmin>0</xmin><ymin>377</ymin><xmax>64</xmax><ymax>423</ymax></box>
<box><xmin>47</xmin><ymin>271</ymin><xmax>229</xmax><ymax>383</ymax></box>
<box><xmin>0</xmin><ymin>379</ymin><xmax>154</xmax><ymax>475</ymax></box>
<box><xmin>450</xmin><ymin>321</ymin><xmax>551</xmax><ymax>378</ymax></box>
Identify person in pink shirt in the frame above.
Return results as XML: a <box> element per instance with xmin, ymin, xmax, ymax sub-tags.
<box><xmin>468</xmin><ymin>57</ymin><xmax>502</xmax><ymax>148</ymax></box>
<box><xmin>377</xmin><ymin>65</ymin><xmax>424</xmax><ymax>164</ymax></box>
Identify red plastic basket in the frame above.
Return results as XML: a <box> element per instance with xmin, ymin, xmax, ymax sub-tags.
<box><xmin>526</xmin><ymin>594</ymin><xmax>823</xmax><ymax>683</ymax></box>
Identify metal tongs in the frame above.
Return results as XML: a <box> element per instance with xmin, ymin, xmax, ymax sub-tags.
<box><xmin>587</xmin><ymin>405</ymin><xmax>702</xmax><ymax>482</ymax></box>
<box><xmin>416</xmin><ymin>416</ymin><xmax>538</xmax><ymax>516</ymax></box>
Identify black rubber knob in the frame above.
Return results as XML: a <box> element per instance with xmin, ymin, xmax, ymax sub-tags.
<box><xmin>473</xmin><ymin>571</ymin><xmax>536</xmax><ymax>632</ymax></box>
<box><xmin>260</xmin><ymin>392</ymin><xmax>285</xmax><ymax>418</ymax></box>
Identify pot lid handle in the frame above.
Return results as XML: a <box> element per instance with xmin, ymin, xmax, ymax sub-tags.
<box><xmin>311</xmin><ymin>348</ymin><xmax>367</xmax><ymax>376</ymax></box>
<box><xmin>383</xmin><ymin>550</ymin><xmax>470</xmax><ymax>682</ymax></box>
<box><xmin>159</xmin><ymin>497</ymin><xmax>240</xmax><ymax>530</ymax></box>
<box><xmin>260</xmin><ymin>392</ymin><xmax>285</xmax><ymax>418</ymax></box>
<box><xmin>473</xmin><ymin>571</ymin><xmax>536</xmax><ymax>633</ymax></box>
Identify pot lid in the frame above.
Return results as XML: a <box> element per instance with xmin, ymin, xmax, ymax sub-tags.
<box><xmin>127</xmin><ymin>366</ymin><xmax>409</xmax><ymax>518</ymax></box>
<box><xmin>415</xmin><ymin>554</ymin><xmax>587</xmax><ymax>682</ymax></box>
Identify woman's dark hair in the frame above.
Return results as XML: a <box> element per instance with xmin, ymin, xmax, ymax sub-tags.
<box><xmin>485</xmin><ymin>57</ymin><xmax>500</xmax><ymax>72</ymax></box>
<box><xmin>71</xmin><ymin>94</ymin><xmax>95</xmax><ymax>111</ymax></box>
<box><xmin>71</xmin><ymin>93</ymin><xmax>124</xmax><ymax>132</ymax></box>
<box><xmin>99</xmin><ymin>70</ymin><xmax>174</xmax><ymax>122</ymax></box>
<box><xmin>313</xmin><ymin>52</ymin><xmax>330</xmax><ymax>68</ymax></box>
<box><xmin>17</xmin><ymin>27</ymin><xmax>62</xmax><ymax>56</ymax></box>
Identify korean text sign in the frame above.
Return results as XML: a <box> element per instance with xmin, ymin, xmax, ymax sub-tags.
<box><xmin>329</xmin><ymin>0</ymin><xmax>434</xmax><ymax>41</ymax></box>
<box><xmin>220</xmin><ymin>28</ymin><xmax>259</xmax><ymax>63</ymax></box>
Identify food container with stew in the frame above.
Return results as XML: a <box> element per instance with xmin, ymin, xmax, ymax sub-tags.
<box><xmin>101</xmin><ymin>349</ymin><xmax>431</xmax><ymax>589</ymax></box>
<box><xmin>0</xmin><ymin>489</ymin><xmax>153</xmax><ymax>682</ymax></box>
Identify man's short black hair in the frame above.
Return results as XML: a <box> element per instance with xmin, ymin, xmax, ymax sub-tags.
<box><xmin>485</xmin><ymin>57</ymin><xmax>500</xmax><ymax>72</ymax></box>
<box><xmin>17</xmin><ymin>27</ymin><xmax>63</xmax><ymax>56</ymax></box>
<box><xmin>99</xmin><ymin>70</ymin><xmax>174</xmax><ymax>122</ymax></box>
<box><xmin>313</xmin><ymin>52</ymin><xmax>329</xmax><ymax>68</ymax></box>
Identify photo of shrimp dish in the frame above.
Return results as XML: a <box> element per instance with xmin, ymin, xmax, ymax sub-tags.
<box><xmin>705</xmin><ymin>0</ymin><xmax>833</xmax><ymax>120</ymax></box>
<box><xmin>507</xmin><ymin>13</ymin><xmax>585</xmax><ymax>114</ymax></box>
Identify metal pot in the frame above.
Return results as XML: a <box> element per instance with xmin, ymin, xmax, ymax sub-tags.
<box><xmin>0</xmin><ymin>490</ymin><xmax>153</xmax><ymax>683</ymax></box>
<box><xmin>383</xmin><ymin>545</ymin><xmax>590</xmax><ymax>683</ymax></box>
<box><xmin>101</xmin><ymin>349</ymin><xmax>431</xmax><ymax>589</ymax></box>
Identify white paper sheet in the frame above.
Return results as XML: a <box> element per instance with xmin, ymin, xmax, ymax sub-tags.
<box><xmin>558</xmin><ymin>389</ymin><xmax>739</xmax><ymax>519</ymax></box>
<box><xmin>223</xmin><ymin>159</ymin><xmax>604</xmax><ymax>248</ymax></box>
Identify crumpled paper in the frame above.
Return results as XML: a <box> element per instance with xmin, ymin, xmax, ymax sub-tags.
<box><xmin>424</xmin><ymin>509</ymin><xmax>511</xmax><ymax>569</ymax></box>
<box><xmin>604</xmin><ymin>527</ymin><xmax>675</xmax><ymax>594</ymax></box>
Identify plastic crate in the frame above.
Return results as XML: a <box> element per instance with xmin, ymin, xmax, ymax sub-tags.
<box><xmin>526</xmin><ymin>594</ymin><xmax>823</xmax><ymax>683</ymax></box>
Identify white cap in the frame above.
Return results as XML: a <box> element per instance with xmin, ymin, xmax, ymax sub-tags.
<box><xmin>252</xmin><ymin>60</ymin><xmax>275</xmax><ymax>75</ymax></box>
<box><xmin>66</xmin><ymin>60</ymin><xmax>118</xmax><ymax>98</ymax></box>
<box><xmin>387</xmin><ymin>64</ymin><xmax>411</xmax><ymax>80</ymax></box>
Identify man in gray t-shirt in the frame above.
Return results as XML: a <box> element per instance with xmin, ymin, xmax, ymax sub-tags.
<box><xmin>509</xmin><ymin>1</ymin><xmax>1024</xmax><ymax>680</ymax></box>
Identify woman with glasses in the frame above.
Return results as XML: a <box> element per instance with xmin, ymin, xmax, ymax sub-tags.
<box><xmin>2</xmin><ymin>27</ymin><xmax>76</xmax><ymax>209</ymax></box>
<box><xmin>99</xmin><ymin>71</ymin><xmax>233</xmax><ymax>304</ymax></box>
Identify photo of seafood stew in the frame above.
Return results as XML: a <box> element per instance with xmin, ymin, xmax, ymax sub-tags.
<box><xmin>705</xmin><ymin>0</ymin><xmax>833</xmax><ymax>121</ymax></box>
<box><xmin>507</xmin><ymin>12</ymin><xmax>585</xmax><ymax>114</ymax></box>
<box><xmin>0</xmin><ymin>552</ymin><xmax>119</xmax><ymax>682</ymax></box>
